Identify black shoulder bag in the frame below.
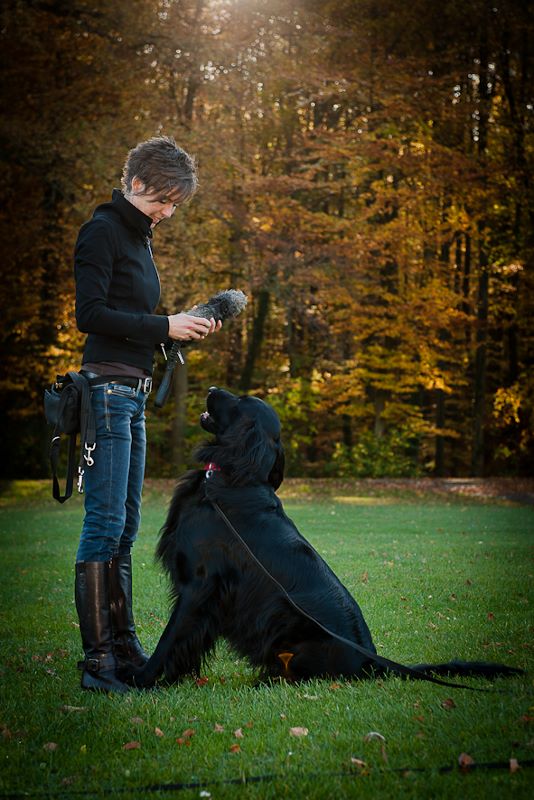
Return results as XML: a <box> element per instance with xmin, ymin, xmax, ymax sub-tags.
<box><xmin>43</xmin><ymin>371</ymin><xmax>96</xmax><ymax>503</ymax></box>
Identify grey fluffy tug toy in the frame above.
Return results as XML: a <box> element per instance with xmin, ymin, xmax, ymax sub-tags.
<box><xmin>154</xmin><ymin>289</ymin><xmax>248</xmax><ymax>408</ymax></box>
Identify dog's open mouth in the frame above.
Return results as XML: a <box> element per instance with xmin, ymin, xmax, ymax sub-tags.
<box><xmin>200</xmin><ymin>410</ymin><xmax>217</xmax><ymax>433</ymax></box>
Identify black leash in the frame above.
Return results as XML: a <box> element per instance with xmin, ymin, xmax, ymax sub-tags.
<box><xmin>154</xmin><ymin>342</ymin><xmax>184</xmax><ymax>408</ymax></box>
<box><xmin>208</xmin><ymin>496</ymin><xmax>493</xmax><ymax>692</ymax></box>
<box><xmin>2</xmin><ymin>758</ymin><xmax>532</xmax><ymax>798</ymax></box>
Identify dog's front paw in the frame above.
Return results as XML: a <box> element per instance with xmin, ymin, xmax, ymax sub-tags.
<box><xmin>117</xmin><ymin>662</ymin><xmax>154</xmax><ymax>689</ymax></box>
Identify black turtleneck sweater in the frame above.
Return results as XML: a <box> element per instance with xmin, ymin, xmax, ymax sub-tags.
<box><xmin>74</xmin><ymin>189</ymin><xmax>170</xmax><ymax>374</ymax></box>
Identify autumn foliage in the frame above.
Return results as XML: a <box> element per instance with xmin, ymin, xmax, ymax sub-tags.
<box><xmin>1</xmin><ymin>0</ymin><xmax>532</xmax><ymax>478</ymax></box>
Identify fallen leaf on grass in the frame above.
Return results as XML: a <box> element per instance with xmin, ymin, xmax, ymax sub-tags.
<box><xmin>329</xmin><ymin>682</ymin><xmax>342</xmax><ymax>690</ymax></box>
<box><xmin>195</xmin><ymin>677</ymin><xmax>209</xmax><ymax>686</ymax></box>
<box><xmin>289</xmin><ymin>727</ymin><xmax>309</xmax><ymax>737</ymax></box>
<box><xmin>154</xmin><ymin>727</ymin><xmax>164</xmax><ymax>737</ymax></box>
<box><xmin>363</xmin><ymin>732</ymin><xmax>385</xmax><ymax>743</ymax></box>
<box><xmin>229</xmin><ymin>743</ymin><xmax>241</xmax><ymax>753</ymax></box>
<box><xmin>441</xmin><ymin>698</ymin><xmax>456</xmax><ymax>710</ymax></box>
<box><xmin>487</xmin><ymin>612</ymin><xmax>495</xmax><ymax>621</ymax></box>
<box><xmin>213</xmin><ymin>723</ymin><xmax>225</xmax><ymax>733</ymax></box>
<box><xmin>360</xmin><ymin>571</ymin><xmax>368</xmax><ymax>583</ymax></box>
<box><xmin>458</xmin><ymin>752</ymin><xmax>475</xmax><ymax>770</ymax></box>
<box><xmin>363</xmin><ymin>731</ymin><xmax>387</xmax><ymax>762</ymax></box>
<box><xmin>509</xmin><ymin>758</ymin><xmax>520</xmax><ymax>773</ymax></box>
<box><xmin>122</xmin><ymin>741</ymin><xmax>141</xmax><ymax>751</ymax></box>
<box><xmin>234</xmin><ymin>728</ymin><xmax>244</xmax><ymax>739</ymax></box>
<box><xmin>182</xmin><ymin>728</ymin><xmax>196</xmax><ymax>739</ymax></box>
<box><xmin>130</xmin><ymin>717</ymin><xmax>144</xmax><ymax>725</ymax></box>
<box><xmin>43</xmin><ymin>742</ymin><xmax>58</xmax><ymax>752</ymax></box>
<box><xmin>350</xmin><ymin>757</ymin><xmax>368</xmax><ymax>774</ymax></box>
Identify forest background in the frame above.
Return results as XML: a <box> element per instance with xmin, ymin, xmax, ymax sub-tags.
<box><xmin>0</xmin><ymin>0</ymin><xmax>532</xmax><ymax>481</ymax></box>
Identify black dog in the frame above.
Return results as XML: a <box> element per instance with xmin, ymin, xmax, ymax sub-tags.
<box><xmin>131</xmin><ymin>387</ymin><xmax>521</xmax><ymax>688</ymax></box>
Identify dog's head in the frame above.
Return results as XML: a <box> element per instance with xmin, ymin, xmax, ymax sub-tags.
<box><xmin>196</xmin><ymin>387</ymin><xmax>285</xmax><ymax>489</ymax></box>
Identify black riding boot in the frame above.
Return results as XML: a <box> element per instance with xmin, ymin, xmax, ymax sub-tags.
<box><xmin>74</xmin><ymin>561</ymin><xmax>130</xmax><ymax>693</ymax></box>
<box><xmin>109</xmin><ymin>554</ymin><xmax>148</xmax><ymax>674</ymax></box>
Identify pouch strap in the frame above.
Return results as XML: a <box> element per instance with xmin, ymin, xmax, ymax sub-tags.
<box><xmin>50</xmin><ymin>430</ymin><xmax>77</xmax><ymax>504</ymax></box>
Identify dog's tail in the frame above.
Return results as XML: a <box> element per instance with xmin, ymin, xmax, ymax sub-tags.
<box><xmin>406</xmin><ymin>660</ymin><xmax>523</xmax><ymax>679</ymax></box>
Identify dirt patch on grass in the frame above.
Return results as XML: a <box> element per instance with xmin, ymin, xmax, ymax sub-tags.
<box><xmin>278</xmin><ymin>477</ymin><xmax>534</xmax><ymax>504</ymax></box>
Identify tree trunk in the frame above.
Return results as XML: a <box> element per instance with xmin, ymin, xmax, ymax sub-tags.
<box><xmin>471</xmin><ymin>6</ymin><xmax>491</xmax><ymax>476</ymax></box>
<box><xmin>435</xmin><ymin>389</ymin><xmax>445</xmax><ymax>476</ymax></box>
<box><xmin>434</xmin><ymin>200</ymin><xmax>452</xmax><ymax>475</ymax></box>
<box><xmin>171</xmin><ymin>357</ymin><xmax>188</xmax><ymax>472</ymax></box>
<box><xmin>472</xmin><ymin>247</ymin><xmax>489</xmax><ymax>476</ymax></box>
<box><xmin>373</xmin><ymin>391</ymin><xmax>386</xmax><ymax>438</ymax></box>
<box><xmin>239</xmin><ymin>289</ymin><xmax>270</xmax><ymax>393</ymax></box>
<box><xmin>454</xmin><ymin>233</ymin><xmax>462</xmax><ymax>295</ymax></box>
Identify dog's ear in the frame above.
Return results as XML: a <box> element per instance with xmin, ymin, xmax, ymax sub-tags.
<box><xmin>268</xmin><ymin>442</ymin><xmax>285</xmax><ymax>490</ymax></box>
<box><xmin>219</xmin><ymin>417</ymin><xmax>281</xmax><ymax>486</ymax></box>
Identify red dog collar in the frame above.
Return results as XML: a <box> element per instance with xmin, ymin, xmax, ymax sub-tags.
<box><xmin>205</xmin><ymin>462</ymin><xmax>221</xmax><ymax>479</ymax></box>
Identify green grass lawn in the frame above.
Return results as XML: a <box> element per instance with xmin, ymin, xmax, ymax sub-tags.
<box><xmin>0</xmin><ymin>482</ymin><xmax>532</xmax><ymax>799</ymax></box>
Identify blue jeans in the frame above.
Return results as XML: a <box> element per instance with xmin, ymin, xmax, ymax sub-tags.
<box><xmin>76</xmin><ymin>382</ymin><xmax>148</xmax><ymax>563</ymax></box>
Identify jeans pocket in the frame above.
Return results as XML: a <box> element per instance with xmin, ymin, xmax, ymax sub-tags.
<box><xmin>101</xmin><ymin>385</ymin><xmax>135</xmax><ymax>431</ymax></box>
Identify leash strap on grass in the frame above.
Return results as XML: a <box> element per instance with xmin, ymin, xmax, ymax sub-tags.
<box><xmin>2</xmin><ymin>758</ymin><xmax>532</xmax><ymax>798</ymax></box>
<box><xmin>209</xmin><ymin>498</ymin><xmax>490</xmax><ymax>692</ymax></box>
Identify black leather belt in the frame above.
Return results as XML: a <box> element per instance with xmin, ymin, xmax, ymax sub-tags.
<box><xmin>80</xmin><ymin>371</ymin><xmax>153</xmax><ymax>394</ymax></box>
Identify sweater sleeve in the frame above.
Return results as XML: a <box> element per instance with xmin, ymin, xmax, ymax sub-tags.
<box><xmin>74</xmin><ymin>218</ymin><xmax>169</xmax><ymax>343</ymax></box>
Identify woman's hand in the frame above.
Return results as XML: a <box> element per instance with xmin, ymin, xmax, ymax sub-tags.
<box><xmin>167</xmin><ymin>312</ymin><xmax>222</xmax><ymax>340</ymax></box>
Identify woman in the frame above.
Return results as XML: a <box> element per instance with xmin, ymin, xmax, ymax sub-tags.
<box><xmin>74</xmin><ymin>136</ymin><xmax>219</xmax><ymax>692</ymax></box>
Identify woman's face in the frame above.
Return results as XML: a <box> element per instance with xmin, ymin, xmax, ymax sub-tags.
<box><xmin>126</xmin><ymin>177</ymin><xmax>180</xmax><ymax>227</ymax></box>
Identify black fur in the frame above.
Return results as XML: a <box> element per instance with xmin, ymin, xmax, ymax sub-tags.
<box><xmin>130</xmin><ymin>388</ymin><xmax>523</xmax><ymax>687</ymax></box>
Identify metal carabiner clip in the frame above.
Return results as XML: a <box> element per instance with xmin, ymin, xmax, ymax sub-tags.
<box><xmin>77</xmin><ymin>467</ymin><xmax>85</xmax><ymax>494</ymax></box>
<box><xmin>84</xmin><ymin>442</ymin><xmax>96</xmax><ymax>467</ymax></box>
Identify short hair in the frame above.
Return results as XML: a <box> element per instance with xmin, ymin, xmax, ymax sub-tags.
<box><xmin>121</xmin><ymin>136</ymin><xmax>198</xmax><ymax>204</ymax></box>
